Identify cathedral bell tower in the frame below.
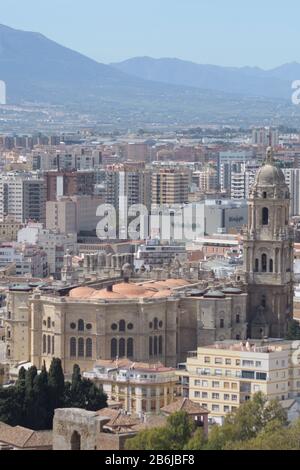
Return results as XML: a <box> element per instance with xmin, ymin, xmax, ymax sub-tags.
<box><xmin>243</xmin><ymin>147</ymin><xmax>294</xmax><ymax>338</ymax></box>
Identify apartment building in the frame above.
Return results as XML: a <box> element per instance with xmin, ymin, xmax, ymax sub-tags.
<box><xmin>0</xmin><ymin>173</ymin><xmax>46</xmax><ymax>224</ymax></box>
<box><xmin>152</xmin><ymin>169</ymin><xmax>190</xmax><ymax>206</ymax></box>
<box><xmin>84</xmin><ymin>359</ymin><xmax>178</xmax><ymax>415</ymax></box>
<box><xmin>178</xmin><ymin>340</ymin><xmax>300</xmax><ymax>425</ymax></box>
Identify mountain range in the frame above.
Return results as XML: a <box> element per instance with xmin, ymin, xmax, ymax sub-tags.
<box><xmin>0</xmin><ymin>23</ymin><xmax>300</xmax><ymax>126</ymax></box>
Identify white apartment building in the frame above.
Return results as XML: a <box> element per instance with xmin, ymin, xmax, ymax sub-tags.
<box><xmin>252</xmin><ymin>127</ymin><xmax>279</xmax><ymax>147</ymax></box>
<box><xmin>0</xmin><ymin>243</ymin><xmax>48</xmax><ymax>278</ymax></box>
<box><xmin>178</xmin><ymin>340</ymin><xmax>300</xmax><ymax>425</ymax></box>
<box><xmin>230</xmin><ymin>164</ymin><xmax>259</xmax><ymax>200</ymax></box>
<box><xmin>17</xmin><ymin>223</ymin><xmax>77</xmax><ymax>278</ymax></box>
<box><xmin>0</xmin><ymin>173</ymin><xmax>46</xmax><ymax>224</ymax></box>
<box><xmin>134</xmin><ymin>240</ymin><xmax>187</xmax><ymax>271</ymax></box>
<box><xmin>84</xmin><ymin>359</ymin><xmax>178</xmax><ymax>416</ymax></box>
<box><xmin>283</xmin><ymin>169</ymin><xmax>300</xmax><ymax>216</ymax></box>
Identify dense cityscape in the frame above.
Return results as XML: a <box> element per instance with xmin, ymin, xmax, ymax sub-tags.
<box><xmin>1</xmin><ymin>1</ymin><xmax>300</xmax><ymax>458</ymax></box>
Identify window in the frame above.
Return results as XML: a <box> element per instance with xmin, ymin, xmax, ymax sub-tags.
<box><xmin>231</xmin><ymin>383</ymin><xmax>238</xmax><ymax>390</ymax></box>
<box><xmin>242</xmin><ymin>370</ymin><xmax>255</xmax><ymax>379</ymax></box>
<box><xmin>70</xmin><ymin>323</ymin><xmax>76</xmax><ymax>330</ymax></box>
<box><xmin>263</xmin><ymin>192</ymin><xmax>267</xmax><ymax>199</ymax></box>
<box><xmin>255</xmin><ymin>361</ymin><xmax>262</xmax><ymax>367</ymax></box>
<box><xmin>119</xmin><ymin>338</ymin><xmax>125</xmax><ymax>357</ymax></box>
<box><xmin>149</xmin><ymin>337</ymin><xmax>153</xmax><ymax>356</ymax></box>
<box><xmin>47</xmin><ymin>317</ymin><xmax>51</xmax><ymax>329</ymax></box>
<box><xmin>231</xmin><ymin>395</ymin><xmax>238</xmax><ymax>401</ymax></box>
<box><xmin>127</xmin><ymin>323</ymin><xmax>134</xmax><ymax>331</ymax></box>
<box><xmin>220</xmin><ymin>319</ymin><xmax>224</xmax><ymax>329</ymax></box>
<box><xmin>159</xmin><ymin>336</ymin><xmax>163</xmax><ymax>355</ymax></box>
<box><xmin>255</xmin><ymin>259</ymin><xmax>259</xmax><ymax>272</ymax></box>
<box><xmin>70</xmin><ymin>337</ymin><xmax>76</xmax><ymax>357</ymax></box>
<box><xmin>256</xmin><ymin>372</ymin><xmax>267</xmax><ymax>381</ymax></box>
<box><xmin>212</xmin><ymin>381</ymin><xmax>220</xmax><ymax>388</ymax></box>
<box><xmin>111</xmin><ymin>338</ymin><xmax>117</xmax><ymax>359</ymax></box>
<box><xmin>111</xmin><ymin>323</ymin><xmax>118</xmax><ymax>331</ymax></box>
<box><xmin>225</xmin><ymin>359</ymin><xmax>231</xmax><ymax>365</ymax></box>
<box><xmin>86</xmin><ymin>338</ymin><xmax>92</xmax><ymax>358</ymax></box>
<box><xmin>212</xmin><ymin>405</ymin><xmax>220</xmax><ymax>412</ymax></box>
<box><xmin>202</xmin><ymin>380</ymin><xmax>209</xmax><ymax>388</ymax></box>
<box><xmin>224</xmin><ymin>382</ymin><xmax>230</xmax><ymax>389</ymax></box>
<box><xmin>204</xmin><ymin>357</ymin><xmax>211</xmax><ymax>364</ymax></box>
<box><xmin>194</xmin><ymin>380</ymin><xmax>201</xmax><ymax>386</ymax></box>
<box><xmin>159</xmin><ymin>321</ymin><xmax>163</xmax><ymax>328</ymax></box>
<box><xmin>215</xmin><ymin>357</ymin><xmax>222</xmax><ymax>364</ymax></box>
<box><xmin>86</xmin><ymin>324</ymin><xmax>92</xmax><ymax>331</ymax></box>
<box><xmin>119</xmin><ymin>320</ymin><xmax>125</xmax><ymax>332</ymax></box>
<box><xmin>262</xmin><ymin>207</ymin><xmax>269</xmax><ymax>225</ymax></box>
<box><xmin>236</xmin><ymin>360</ymin><xmax>240</xmax><ymax>366</ymax></box>
<box><xmin>154</xmin><ymin>336</ymin><xmax>158</xmax><ymax>355</ymax></box>
<box><xmin>236</xmin><ymin>315</ymin><xmax>240</xmax><ymax>324</ymax></box>
<box><xmin>149</xmin><ymin>322</ymin><xmax>153</xmax><ymax>329</ymax></box>
<box><xmin>224</xmin><ymin>394</ymin><xmax>230</xmax><ymax>401</ymax></box>
<box><xmin>224</xmin><ymin>406</ymin><xmax>230</xmax><ymax>413</ymax></box>
<box><xmin>202</xmin><ymin>392</ymin><xmax>208</xmax><ymax>398</ymax></box>
<box><xmin>269</xmin><ymin>259</ymin><xmax>273</xmax><ymax>273</ymax></box>
<box><xmin>52</xmin><ymin>336</ymin><xmax>54</xmax><ymax>355</ymax></box>
<box><xmin>215</xmin><ymin>369</ymin><xmax>222</xmax><ymax>376</ymax></box>
<box><xmin>78</xmin><ymin>319</ymin><xmax>84</xmax><ymax>332</ymax></box>
<box><xmin>78</xmin><ymin>338</ymin><xmax>84</xmax><ymax>357</ymax></box>
<box><xmin>127</xmin><ymin>338</ymin><xmax>134</xmax><ymax>358</ymax></box>
<box><xmin>212</xmin><ymin>393</ymin><xmax>220</xmax><ymax>400</ymax></box>
<box><xmin>262</xmin><ymin>254</ymin><xmax>267</xmax><ymax>273</ymax></box>
<box><xmin>154</xmin><ymin>318</ymin><xmax>159</xmax><ymax>330</ymax></box>
<box><xmin>47</xmin><ymin>335</ymin><xmax>51</xmax><ymax>354</ymax></box>
<box><xmin>254</xmin><ymin>385</ymin><xmax>261</xmax><ymax>392</ymax></box>
<box><xmin>43</xmin><ymin>334</ymin><xmax>46</xmax><ymax>354</ymax></box>
<box><xmin>194</xmin><ymin>391</ymin><xmax>201</xmax><ymax>398</ymax></box>
<box><xmin>242</xmin><ymin>360</ymin><xmax>254</xmax><ymax>367</ymax></box>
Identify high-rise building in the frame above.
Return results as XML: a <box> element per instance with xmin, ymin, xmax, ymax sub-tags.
<box><xmin>283</xmin><ymin>169</ymin><xmax>300</xmax><ymax>216</ymax></box>
<box><xmin>0</xmin><ymin>173</ymin><xmax>46</xmax><ymax>224</ymax></box>
<box><xmin>218</xmin><ymin>151</ymin><xmax>255</xmax><ymax>192</ymax></box>
<box><xmin>45</xmin><ymin>170</ymin><xmax>95</xmax><ymax>201</ymax></box>
<box><xmin>252</xmin><ymin>127</ymin><xmax>279</xmax><ymax>147</ymax></box>
<box><xmin>151</xmin><ymin>169</ymin><xmax>189</xmax><ymax>206</ymax></box>
<box><xmin>243</xmin><ymin>148</ymin><xmax>294</xmax><ymax>338</ymax></box>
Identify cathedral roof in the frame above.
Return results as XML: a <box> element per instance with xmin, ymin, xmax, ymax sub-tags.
<box><xmin>255</xmin><ymin>147</ymin><xmax>286</xmax><ymax>186</ymax></box>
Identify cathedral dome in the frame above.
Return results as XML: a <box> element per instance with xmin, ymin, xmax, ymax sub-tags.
<box><xmin>255</xmin><ymin>147</ymin><xmax>286</xmax><ymax>186</ymax></box>
<box><xmin>255</xmin><ymin>163</ymin><xmax>285</xmax><ymax>186</ymax></box>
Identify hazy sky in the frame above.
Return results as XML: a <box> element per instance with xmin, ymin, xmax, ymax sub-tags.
<box><xmin>1</xmin><ymin>0</ymin><xmax>299</xmax><ymax>68</ymax></box>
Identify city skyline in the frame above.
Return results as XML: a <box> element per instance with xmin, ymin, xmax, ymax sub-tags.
<box><xmin>0</xmin><ymin>0</ymin><xmax>300</xmax><ymax>68</ymax></box>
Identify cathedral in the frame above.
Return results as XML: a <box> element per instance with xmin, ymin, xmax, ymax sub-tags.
<box><xmin>243</xmin><ymin>147</ymin><xmax>294</xmax><ymax>338</ymax></box>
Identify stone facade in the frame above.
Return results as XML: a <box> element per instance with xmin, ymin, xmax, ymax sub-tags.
<box><xmin>243</xmin><ymin>147</ymin><xmax>294</xmax><ymax>338</ymax></box>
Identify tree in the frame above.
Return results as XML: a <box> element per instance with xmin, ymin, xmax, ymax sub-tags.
<box><xmin>184</xmin><ymin>428</ymin><xmax>207</xmax><ymax>450</ymax></box>
<box><xmin>126</xmin><ymin>411</ymin><xmax>196</xmax><ymax>451</ymax></box>
<box><xmin>48</xmin><ymin>358</ymin><xmax>65</xmax><ymax>412</ymax></box>
<box><xmin>24</xmin><ymin>366</ymin><xmax>38</xmax><ymax>429</ymax></box>
<box><xmin>286</xmin><ymin>320</ymin><xmax>300</xmax><ymax>340</ymax></box>
<box><xmin>32</xmin><ymin>362</ymin><xmax>51</xmax><ymax>430</ymax></box>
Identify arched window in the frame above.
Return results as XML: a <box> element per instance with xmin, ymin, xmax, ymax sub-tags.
<box><xmin>127</xmin><ymin>338</ymin><xmax>134</xmax><ymax>358</ymax></box>
<box><xmin>70</xmin><ymin>337</ymin><xmax>76</xmax><ymax>357</ymax></box>
<box><xmin>269</xmin><ymin>259</ymin><xmax>274</xmax><ymax>273</ymax></box>
<box><xmin>154</xmin><ymin>318</ymin><xmax>159</xmax><ymax>330</ymax></box>
<box><xmin>71</xmin><ymin>431</ymin><xmax>81</xmax><ymax>451</ymax></box>
<box><xmin>154</xmin><ymin>336</ymin><xmax>158</xmax><ymax>355</ymax></box>
<box><xmin>47</xmin><ymin>335</ymin><xmax>51</xmax><ymax>354</ymax></box>
<box><xmin>7</xmin><ymin>347</ymin><xmax>10</xmax><ymax>358</ymax></box>
<box><xmin>236</xmin><ymin>334</ymin><xmax>241</xmax><ymax>340</ymax></box>
<box><xmin>78</xmin><ymin>319</ymin><xmax>84</xmax><ymax>331</ymax></box>
<box><xmin>236</xmin><ymin>314</ymin><xmax>240</xmax><ymax>324</ymax></box>
<box><xmin>86</xmin><ymin>338</ymin><xmax>92</xmax><ymax>358</ymax></box>
<box><xmin>262</xmin><ymin>296</ymin><xmax>266</xmax><ymax>308</ymax></box>
<box><xmin>43</xmin><ymin>334</ymin><xmax>46</xmax><ymax>354</ymax></box>
<box><xmin>220</xmin><ymin>319</ymin><xmax>224</xmax><ymax>329</ymax></box>
<box><xmin>47</xmin><ymin>317</ymin><xmax>51</xmax><ymax>329</ymax></box>
<box><xmin>119</xmin><ymin>338</ymin><xmax>125</xmax><ymax>357</ymax></box>
<box><xmin>149</xmin><ymin>337</ymin><xmax>153</xmax><ymax>356</ymax></box>
<box><xmin>111</xmin><ymin>338</ymin><xmax>117</xmax><ymax>359</ymax></box>
<box><xmin>254</xmin><ymin>259</ymin><xmax>259</xmax><ymax>272</ymax></box>
<box><xmin>262</xmin><ymin>208</ymin><xmax>269</xmax><ymax>226</ymax></box>
<box><xmin>78</xmin><ymin>338</ymin><xmax>84</xmax><ymax>357</ymax></box>
<box><xmin>119</xmin><ymin>320</ymin><xmax>126</xmax><ymax>332</ymax></box>
<box><xmin>263</xmin><ymin>192</ymin><xmax>267</xmax><ymax>199</ymax></box>
<box><xmin>159</xmin><ymin>336</ymin><xmax>163</xmax><ymax>355</ymax></box>
<box><xmin>262</xmin><ymin>254</ymin><xmax>267</xmax><ymax>273</ymax></box>
<box><xmin>52</xmin><ymin>336</ymin><xmax>55</xmax><ymax>355</ymax></box>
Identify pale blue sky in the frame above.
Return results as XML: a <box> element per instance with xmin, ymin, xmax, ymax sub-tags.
<box><xmin>1</xmin><ymin>0</ymin><xmax>299</xmax><ymax>68</ymax></box>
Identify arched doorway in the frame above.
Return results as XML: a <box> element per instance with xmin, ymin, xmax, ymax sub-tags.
<box><xmin>71</xmin><ymin>431</ymin><xmax>81</xmax><ymax>450</ymax></box>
